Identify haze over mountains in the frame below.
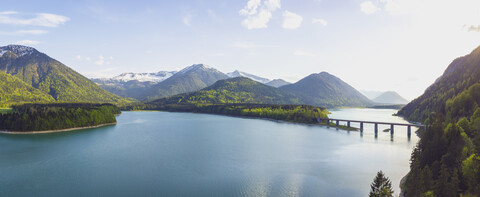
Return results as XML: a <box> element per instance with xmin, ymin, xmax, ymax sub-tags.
<box><xmin>372</xmin><ymin>91</ymin><xmax>409</xmax><ymax>105</ymax></box>
<box><xmin>0</xmin><ymin>45</ymin><xmax>382</xmax><ymax>108</ymax></box>
<box><xmin>93</xmin><ymin>64</ymin><xmax>374</xmax><ymax>107</ymax></box>
<box><xmin>399</xmin><ymin>44</ymin><xmax>480</xmax><ymax>121</ymax></box>
<box><xmin>93</xmin><ymin>65</ymin><xmax>295</xmax><ymax>101</ymax></box>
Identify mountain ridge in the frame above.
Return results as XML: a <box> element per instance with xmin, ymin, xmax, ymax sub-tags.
<box><xmin>149</xmin><ymin>77</ymin><xmax>300</xmax><ymax>105</ymax></box>
<box><xmin>0</xmin><ymin>45</ymin><xmax>133</xmax><ymax>105</ymax></box>
<box><xmin>372</xmin><ymin>91</ymin><xmax>409</xmax><ymax>104</ymax></box>
<box><xmin>280</xmin><ymin>72</ymin><xmax>373</xmax><ymax>108</ymax></box>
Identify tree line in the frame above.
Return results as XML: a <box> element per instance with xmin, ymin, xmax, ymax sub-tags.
<box><xmin>403</xmin><ymin>83</ymin><xmax>480</xmax><ymax>196</ymax></box>
<box><xmin>0</xmin><ymin>103</ymin><xmax>120</xmax><ymax>132</ymax></box>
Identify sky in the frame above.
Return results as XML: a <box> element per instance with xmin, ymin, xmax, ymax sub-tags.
<box><xmin>1</xmin><ymin>0</ymin><xmax>480</xmax><ymax>100</ymax></box>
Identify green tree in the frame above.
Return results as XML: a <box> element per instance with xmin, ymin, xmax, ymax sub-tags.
<box><xmin>369</xmin><ymin>171</ymin><xmax>394</xmax><ymax>197</ymax></box>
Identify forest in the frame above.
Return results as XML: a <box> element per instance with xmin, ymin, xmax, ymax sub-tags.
<box><xmin>125</xmin><ymin>103</ymin><xmax>329</xmax><ymax>124</ymax></box>
<box><xmin>403</xmin><ymin>83</ymin><xmax>480</xmax><ymax>196</ymax></box>
<box><xmin>0</xmin><ymin>103</ymin><xmax>120</xmax><ymax>132</ymax></box>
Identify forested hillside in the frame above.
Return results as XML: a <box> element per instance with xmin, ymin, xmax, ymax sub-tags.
<box><xmin>398</xmin><ymin>45</ymin><xmax>480</xmax><ymax>122</ymax></box>
<box><xmin>0</xmin><ymin>45</ymin><xmax>133</xmax><ymax>105</ymax></box>
<box><xmin>0</xmin><ymin>70</ymin><xmax>54</xmax><ymax>107</ymax></box>
<box><xmin>400</xmin><ymin>45</ymin><xmax>480</xmax><ymax>196</ymax></box>
<box><xmin>280</xmin><ymin>72</ymin><xmax>373</xmax><ymax>108</ymax></box>
<box><xmin>149</xmin><ymin>77</ymin><xmax>300</xmax><ymax>105</ymax></box>
<box><xmin>141</xmin><ymin>64</ymin><xmax>229</xmax><ymax>101</ymax></box>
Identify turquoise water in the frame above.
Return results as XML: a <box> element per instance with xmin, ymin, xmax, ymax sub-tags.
<box><xmin>0</xmin><ymin>109</ymin><xmax>418</xmax><ymax>196</ymax></box>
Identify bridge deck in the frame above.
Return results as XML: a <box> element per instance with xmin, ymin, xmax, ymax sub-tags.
<box><xmin>317</xmin><ymin>118</ymin><xmax>424</xmax><ymax>127</ymax></box>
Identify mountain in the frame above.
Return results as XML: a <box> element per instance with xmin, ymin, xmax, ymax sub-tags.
<box><xmin>0</xmin><ymin>70</ymin><xmax>54</xmax><ymax>107</ymax></box>
<box><xmin>280</xmin><ymin>72</ymin><xmax>373</xmax><ymax>108</ymax></box>
<box><xmin>360</xmin><ymin>90</ymin><xmax>384</xmax><ymax>100</ymax></box>
<box><xmin>93</xmin><ymin>80</ymin><xmax>156</xmax><ymax>100</ymax></box>
<box><xmin>266</xmin><ymin>79</ymin><xmax>291</xmax><ymax>88</ymax></box>
<box><xmin>92</xmin><ymin>71</ymin><xmax>176</xmax><ymax>85</ymax></box>
<box><xmin>0</xmin><ymin>45</ymin><xmax>133</xmax><ymax>105</ymax></box>
<box><xmin>91</xmin><ymin>71</ymin><xmax>176</xmax><ymax>100</ymax></box>
<box><xmin>400</xmin><ymin>45</ymin><xmax>480</xmax><ymax>196</ymax></box>
<box><xmin>398</xmin><ymin>45</ymin><xmax>480</xmax><ymax>122</ymax></box>
<box><xmin>227</xmin><ymin>70</ymin><xmax>271</xmax><ymax>83</ymax></box>
<box><xmin>141</xmin><ymin>64</ymin><xmax>229</xmax><ymax>101</ymax></box>
<box><xmin>149</xmin><ymin>77</ymin><xmax>300</xmax><ymax>105</ymax></box>
<box><xmin>372</xmin><ymin>91</ymin><xmax>409</xmax><ymax>104</ymax></box>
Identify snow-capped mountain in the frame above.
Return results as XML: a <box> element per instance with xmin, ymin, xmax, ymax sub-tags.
<box><xmin>111</xmin><ymin>71</ymin><xmax>176</xmax><ymax>83</ymax></box>
<box><xmin>93</xmin><ymin>71</ymin><xmax>176</xmax><ymax>85</ymax></box>
<box><xmin>177</xmin><ymin>64</ymin><xmax>223</xmax><ymax>76</ymax></box>
<box><xmin>0</xmin><ymin>45</ymin><xmax>37</xmax><ymax>57</ymax></box>
<box><xmin>141</xmin><ymin>64</ymin><xmax>229</xmax><ymax>100</ymax></box>
<box><xmin>226</xmin><ymin>70</ymin><xmax>271</xmax><ymax>84</ymax></box>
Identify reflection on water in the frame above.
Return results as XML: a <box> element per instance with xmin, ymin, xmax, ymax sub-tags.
<box><xmin>0</xmin><ymin>109</ymin><xmax>418</xmax><ymax>196</ymax></box>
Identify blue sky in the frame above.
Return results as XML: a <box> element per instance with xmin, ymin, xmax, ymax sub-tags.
<box><xmin>1</xmin><ymin>0</ymin><xmax>480</xmax><ymax>100</ymax></box>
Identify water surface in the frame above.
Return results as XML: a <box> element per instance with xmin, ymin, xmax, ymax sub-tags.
<box><xmin>0</xmin><ymin>108</ymin><xmax>418</xmax><ymax>196</ymax></box>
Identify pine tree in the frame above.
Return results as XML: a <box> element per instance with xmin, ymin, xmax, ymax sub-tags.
<box><xmin>369</xmin><ymin>171</ymin><xmax>394</xmax><ymax>197</ymax></box>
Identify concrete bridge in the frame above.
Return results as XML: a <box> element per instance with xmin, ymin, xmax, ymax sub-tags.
<box><xmin>316</xmin><ymin>118</ymin><xmax>425</xmax><ymax>137</ymax></box>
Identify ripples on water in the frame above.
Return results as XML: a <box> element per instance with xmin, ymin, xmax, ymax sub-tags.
<box><xmin>0</xmin><ymin>109</ymin><xmax>418</xmax><ymax>196</ymax></box>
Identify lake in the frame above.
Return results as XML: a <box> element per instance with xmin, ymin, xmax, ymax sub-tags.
<box><xmin>0</xmin><ymin>108</ymin><xmax>418</xmax><ymax>196</ymax></box>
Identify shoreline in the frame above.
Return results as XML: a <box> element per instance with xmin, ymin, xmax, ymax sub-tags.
<box><xmin>125</xmin><ymin>110</ymin><xmax>358</xmax><ymax>131</ymax></box>
<box><xmin>0</xmin><ymin>122</ymin><xmax>117</xmax><ymax>135</ymax></box>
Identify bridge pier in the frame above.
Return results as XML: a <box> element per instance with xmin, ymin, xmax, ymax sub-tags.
<box><xmin>317</xmin><ymin>118</ymin><xmax>424</xmax><ymax>139</ymax></box>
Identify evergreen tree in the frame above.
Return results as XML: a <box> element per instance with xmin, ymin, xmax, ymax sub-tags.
<box><xmin>369</xmin><ymin>171</ymin><xmax>394</xmax><ymax>197</ymax></box>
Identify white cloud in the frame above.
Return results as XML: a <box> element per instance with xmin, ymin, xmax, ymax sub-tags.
<box><xmin>232</xmin><ymin>41</ymin><xmax>255</xmax><ymax>49</ymax></box>
<box><xmin>16</xmin><ymin>29</ymin><xmax>48</xmax><ymax>35</ymax></box>
<box><xmin>360</xmin><ymin>1</ymin><xmax>379</xmax><ymax>15</ymax></box>
<box><xmin>282</xmin><ymin>11</ymin><xmax>303</xmax><ymax>29</ymax></box>
<box><xmin>239</xmin><ymin>0</ymin><xmax>281</xmax><ymax>29</ymax></box>
<box><xmin>293</xmin><ymin>50</ymin><xmax>315</xmax><ymax>57</ymax></box>
<box><xmin>0</xmin><ymin>11</ymin><xmax>18</xmax><ymax>15</ymax></box>
<box><xmin>95</xmin><ymin>55</ymin><xmax>107</xmax><ymax>66</ymax></box>
<box><xmin>312</xmin><ymin>18</ymin><xmax>327</xmax><ymax>26</ymax></box>
<box><xmin>82</xmin><ymin>67</ymin><xmax>119</xmax><ymax>78</ymax></box>
<box><xmin>0</xmin><ymin>11</ymin><xmax>69</xmax><ymax>27</ymax></box>
<box><xmin>264</xmin><ymin>0</ymin><xmax>281</xmax><ymax>11</ymax></box>
<box><xmin>379</xmin><ymin>0</ymin><xmax>480</xmax><ymax>32</ymax></box>
<box><xmin>239</xmin><ymin>0</ymin><xmax>262</xmax><ymax>16</ymax></box>
<box><xmin>468</xmin><ymin>25</ymin><xmax>480</xmax><ymax>32</ymax></box>
<box><xmin>0</xmin><ymin>29</ymin><xmax>48</xmax><ymax>36</ymax></box>
<box><xmin>183</xmin><ymin>15</ymin><xmax>191</xmax><ymax>26</ymax></box>
<box><xmin>15</xmin><ymin>40</ymin><xmax>40</xmax><ymax>45</ymax></box>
